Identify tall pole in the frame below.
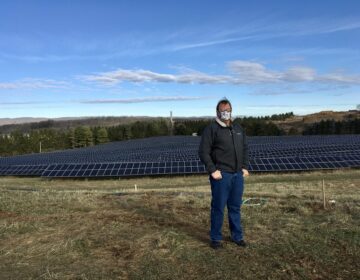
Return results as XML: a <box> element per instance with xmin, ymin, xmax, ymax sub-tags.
<box><xmin>39</xmin><ymin>141</ymin><xmax>42</xmax><ymax>153</ymax></box>
<box><xmin>170</xmin><ymin>111</ymin><xmax>174</xmax><ymax>135</ymax></box>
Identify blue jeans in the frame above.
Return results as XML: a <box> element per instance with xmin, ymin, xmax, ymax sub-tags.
<box><xmin>210</xmin><ymin>171</ymin><xmax>244</xmax><ymax>242</ymax></box>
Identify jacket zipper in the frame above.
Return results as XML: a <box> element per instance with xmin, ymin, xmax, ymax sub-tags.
<box><xmin>230</xmin><ymin>128</ymin><xmax>239</xmax><ymax>171</ymax></box>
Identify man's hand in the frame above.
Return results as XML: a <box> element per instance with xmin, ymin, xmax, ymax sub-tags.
<box><xmin>242</xmin><ymin>168</ymin><xmax>249</xmax><ymax>177</ymax></box>
<box><xmin>211</xmin><ymin>170</ymin><xmax>222</xmax><ymax>180</ymax></box>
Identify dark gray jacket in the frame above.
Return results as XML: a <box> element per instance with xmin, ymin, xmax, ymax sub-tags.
<box><xmin>198</xmin><ymin>120</ymin><xmax>249</xmax><ymax>174</ymax></box>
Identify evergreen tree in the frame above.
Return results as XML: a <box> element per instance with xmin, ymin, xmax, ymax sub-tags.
<box><xmin>174</xmin><ymin>123</ymin><xmax>187</xmax><ymax>135</ymax></box>
<box><xmin>74</xmin><ymin>126</ymin><xmax>93</xmax><ymax>147</ymax></box>
<box><xmin>123</xmin><ymin>126</ymin><xmax>132</xmax><ymax>140</ymax></box>
<box><xmin>96</xmin><ymin>127</ymin><xmax>109</xmax><ymax>144</ymax></box>
<box><xmin>67</xmin><ymin>128</ymin><xmax>76</xmax><ymax>148</ymax></box>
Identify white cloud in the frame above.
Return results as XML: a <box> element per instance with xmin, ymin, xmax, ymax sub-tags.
<box><xmin>79</xmin><ymin>96</ymin><xmax>207</xmax><ymax>104</ymax></box>
<box><xmin>0</xmin><ymin>78</ymin><xmax>69</xmax><ymax>90</ymax></box>
<box><xmin>0</xmin><ymin>101</ymin><xmax>48</xmax><ymax>105</ymax></box>
<box><xmin>82</xmin><ymin>61</ymin><xmax>360</xmax><ymax>87</ymax></box>
<box><xmin>171</xmin><ymin>35</ymin><xmax>258</xmax><ymax>51</ymax></box>
<box><xmin>319</xmin><ymin>72</ymin><xmax>360</xmax><ymax>84</ymax></box>
<box><xmin>0</xmin><ymin>96</ymin><xmax>209</xmax><ymax>106</ymax></box>
<box><xmin>227</xmin><ymin>60</ymin><xmax>281</xmax><ymax>83</ymax></box>
<box><xmin>169</xmin><ymin>18</ymin><xmax>360</xmax><ymax>51</ymax></box>
<box><xmin>282</xmin><ymin>67</ymin><xmax>316</xmax><ymax>82</ymax></box>
<box><xmin>82</xmin><ymin>69</ymin><xmax>234</xmax><ymax>85</ymax></box>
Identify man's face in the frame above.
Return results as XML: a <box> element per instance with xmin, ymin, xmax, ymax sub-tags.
<box><xmin>218</xmin><ymin>103</ymin><xmax>232</xmax><ymax>113</ymax></box>
<box><xmin>217</xmin><ymin>102</ymin><xmax>232</xmax><ymax>121</ymax></box>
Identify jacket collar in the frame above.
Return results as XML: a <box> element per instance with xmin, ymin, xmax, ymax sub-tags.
<box><xmin>216</xmin><ymin>117</ymin><xmax>232</xmax><ymax>127</ymax></box>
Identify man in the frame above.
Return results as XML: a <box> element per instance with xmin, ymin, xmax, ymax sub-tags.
<box><xmin>199</xmin><ymin>98</ymin><xmax>249</xmax><ymax>249</ymax></box>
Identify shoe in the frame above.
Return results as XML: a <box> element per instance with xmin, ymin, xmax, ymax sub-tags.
<box><xmin>210</xmin><ymin>241</ymin><xmax>223</xmax><ymax>249</ymax></box>
<box><xmin>233</xmin><ymin>239</ymin><xmax>247</xmax><ymax>247</ymax></box>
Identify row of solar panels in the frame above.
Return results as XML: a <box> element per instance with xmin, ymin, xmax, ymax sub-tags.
<box><xmin>1</xmin><ymin>135</ymin><xmax>359</xmax><ymax>166</ymax></box>
<box><xmin>1</xmin><ymin>155</ymin><xmax>359</xmax><ymax>177</ymax></box>
<box><xmin>0</xmin><ymin>135</ymin><xmax>359</xmax><ymax>178</ymax></box>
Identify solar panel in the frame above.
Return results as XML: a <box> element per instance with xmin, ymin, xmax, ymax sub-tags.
<box><xmin>0</xmin><ymin>165</ymin><xmax>47</xmax><ymax>176</ymax></box>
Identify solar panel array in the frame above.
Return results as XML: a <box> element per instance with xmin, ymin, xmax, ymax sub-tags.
<box><xmin>0</xmin><ymin>135</ymin><xmax>359</xmax><ymax>178</ymax></box>
<box><xmin>247</xmin><ymin>135</ymin><xmax>360</xmax><ymax>172</ymax></box>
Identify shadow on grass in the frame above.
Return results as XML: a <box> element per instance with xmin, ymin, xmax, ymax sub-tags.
<box><xmin>111</xmin><ymin>194</ymin><xmax>210</xmax><ymax>245</ymax></box>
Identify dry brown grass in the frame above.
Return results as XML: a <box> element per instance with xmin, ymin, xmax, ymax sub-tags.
<box><xmin>0</xmin><ymin>169</ymin><xmax>359</xmax><ymax>279</ymax></box>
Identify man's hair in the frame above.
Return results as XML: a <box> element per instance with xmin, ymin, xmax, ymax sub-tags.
<box><xmin>216</xmin><ymin>98</ymin><xmax>232</xmax><ymax>112</ymax></box>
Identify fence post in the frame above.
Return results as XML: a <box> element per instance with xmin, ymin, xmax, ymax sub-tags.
<box><xmin>322</xmin><ymin>179</ymin><xmax>326</xmax><ymax>209</ymax></box>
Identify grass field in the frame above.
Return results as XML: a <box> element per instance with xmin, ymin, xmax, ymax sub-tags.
<box><xmin>0</xmin><ymin>170</ymin><xmax>359</xmax><ymax>279</ymax></box>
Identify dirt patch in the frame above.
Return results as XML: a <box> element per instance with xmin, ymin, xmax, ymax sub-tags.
<box><xmin>0</xmin><ymin>211</ymin><xmax>19</xmax><ymax>219</ymax></box>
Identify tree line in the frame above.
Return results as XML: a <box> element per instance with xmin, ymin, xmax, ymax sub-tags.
<box><xmin>303</xmin><ymin>119</ymin><xmax>360</xmax><ymax>135</ymax></box>
<box><xmin>0</xmin><ymin>126</ymin><xmax>110</xmax><ymax>156</ymax></box>
<box><xmin>0</xmin><ymin>119</ymin><xmax>170</xmax><ymax>156</ymax></box>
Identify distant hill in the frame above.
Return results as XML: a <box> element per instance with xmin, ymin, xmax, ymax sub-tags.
<box><xmin>0</xmin><ymin>117</ymin><xmax>93</xmax><ymax>126</ymax></box>
<box><xmin>273</xmin><ymin>110</ymin><xmax>359</xmax><ymax>134</ymax></box>
<box><xmin>0</xmin><ymin>117</ymin><xmax>51</xmax><ymax>126</ymax></box>
<box><xmin>0</xmin><ymin>116</ymin><xmax>175</xmax><ymax>134</ymax></box>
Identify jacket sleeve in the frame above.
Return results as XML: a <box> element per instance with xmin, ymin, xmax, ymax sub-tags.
<box><xmin>242</xmin><ymin>131</ymin><xmax>249</xmax><ymax>170</ymax></box>
<box><xmin>198</xmin><ymin>125</ymin><xmax>217</xmax><ymax>174</ymax></box>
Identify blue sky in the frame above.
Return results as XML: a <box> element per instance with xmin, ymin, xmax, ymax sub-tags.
<box><xmin>0</xmin><ymin>0</ymin><xmax>359</xmax><ymax>118</ymax></box>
